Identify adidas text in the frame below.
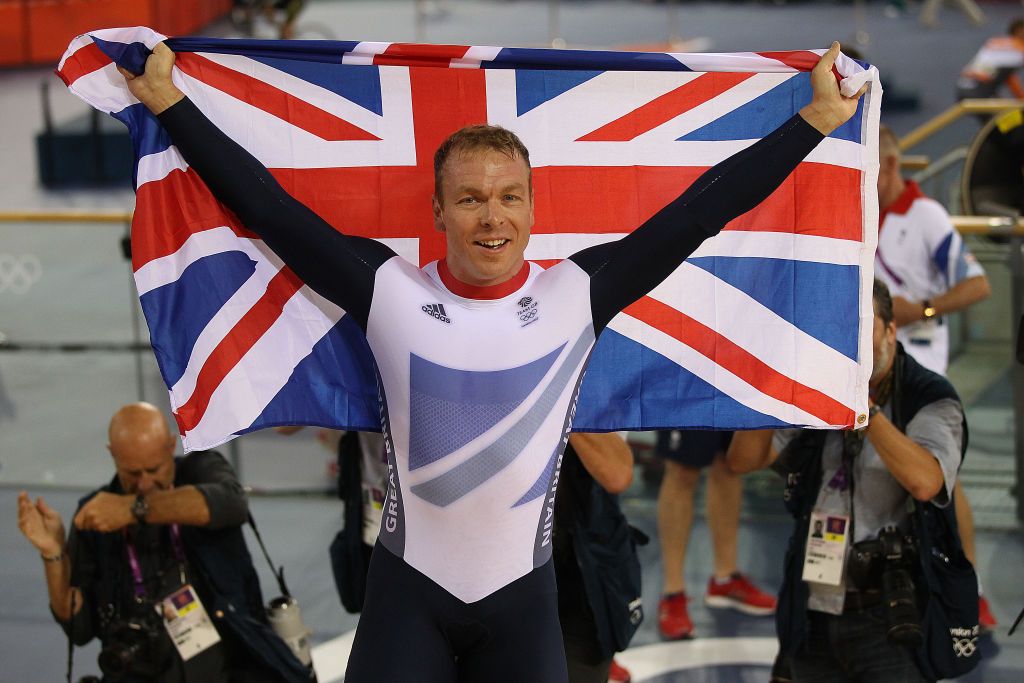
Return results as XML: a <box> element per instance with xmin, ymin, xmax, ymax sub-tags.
<box><xmin>422</xmin><ymin>303</ymin><xmax>451</xmax><ymax>324</ymax></box>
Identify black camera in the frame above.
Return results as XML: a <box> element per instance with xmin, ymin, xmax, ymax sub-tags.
<box><xmin>97</xmin><ymin>601</ymin><xmax>172</xmax><ymax>681</ymax></box>
<box><xmin>848</xmin><ymin>526</ymin><xmax>923</xmax><ymax>649</ymax></box>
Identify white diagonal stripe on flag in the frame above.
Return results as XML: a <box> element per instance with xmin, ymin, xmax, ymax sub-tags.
<box><xmin>453</xmin><ymin>45</ymin><xmax>503</xmax><ymax>68</ymax></box>
<box><xmin>674</xmin><ymin>51</ymin><xmax>806</xmax><ymax>73</ymax></box>
<box><xmin>630</xmin><ymin>74</ymin><xmax>798</xmax><ymax>144</ymax></box>
<box><xmin>136</xmin><ymin>146</ymin><xmax>188</xmax><ymax>189</ymax></box>
<box><xmin>195</xmin><ymin>52</ymin><xmax>386</xmax><ymax>134</ymax></box>
<box><xmin>690</xmin><ymin>231</ymin><xmax>862</xmax><ymax>265</ymax></box>
<box><xmin>65</xmin><ymin>62</ymin><xmax>139</xmax><ymax>115</ymax></box>
<box><xmin>177</xmin><ymin>66</ymin><xmax>417</xmax><ymax>169</ymax></box>
<box><xmin>608</xmin><ymin>313</ymin><xmax>831</xmax><ymax>427</ymax></box>
<box><xmin>162</xmin><ymin>239</ymin><xmax>290</xmax><ymax>408</ymax></box>
<box><xmin>647</xmin><ymin>262</ymin><xmax>862</xmax><ymax>404</ymax></box>
<box><xmin>486</xmin><ymin>69</ymin><xmax>702</xmax><ymax>144</ymax></box>
<box><xmin>342</xmin><ymin>42</ymin><xmax>392</xmax><ymax>65</ymax></box>
<box><xmin>134</xmin><ymin>227</ymin><xmax>281</xmax><ymax>294</ymax></box>
<box><xmin>180</xmin><ymin>285</ymin><xmax>344</xmax><ymax>450</ymax></box>
<box><xmin>57</xmin><ymin>34</ymin><xmax>96</xmax><ymax>72</ymax></box>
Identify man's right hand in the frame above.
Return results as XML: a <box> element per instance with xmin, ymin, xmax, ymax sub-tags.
<box><xmin>17</xmin><ymin>491</ymin><xmax>65</xmax><ymax>557</ymax></box>
<box><xmin>117</xmin><ymin>42</ymin><xmax>184</xmax><ymax>115</ymax></box>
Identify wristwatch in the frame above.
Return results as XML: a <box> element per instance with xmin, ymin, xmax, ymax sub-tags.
<box><xmin>921</xmin><ymin>299</ymin><xmax>937</xmax><ymax>320</ymax></box>
<box><xmin>131</xmin><ymin>494</ymin><xmax>149</xmax><ymax>524</ymax></box>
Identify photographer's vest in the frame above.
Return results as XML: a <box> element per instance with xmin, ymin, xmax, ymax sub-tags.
<box><xmin>74</xmin><ymin>453</ymin><xmax>311</xmax><ymax>683</ymax></box>
<box><xmin>775</xmin><ymin>345</ymin><xmax>977</xmax><ymax>681</ymax></box>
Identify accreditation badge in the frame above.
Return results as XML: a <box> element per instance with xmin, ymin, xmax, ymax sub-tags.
<box><xmin>802</xmin><ymin>511</ymin><xmax>850</xmax><ymax>587</ymax></box>
<box><xmin>158</xmin><ymin>584</ymin><xmax>221</xmax><ymax>661</ymax></box>
<box><xmin>905</xmin><ymin>318</ymin><xmax>938</xmax><ymax>346</ymax></box>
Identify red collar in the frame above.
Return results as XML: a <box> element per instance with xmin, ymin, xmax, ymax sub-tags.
<box><xmin>880</xmin><ymin>179</ymin><xmax>925</xmax><ymax>227</ymax></box>
<box><xmin>437</xmin><ymin>259</ymin><xmax>530</xmax><ymax>300</ymax></box>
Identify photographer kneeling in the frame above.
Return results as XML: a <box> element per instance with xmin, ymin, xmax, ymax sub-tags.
<box><xmin>728</xmin><ymin>279</ymin><xmax>979</xmax><ymax>683</ymax></box>
<box><xmin>16</xmin><ymin>402</ymin><xmax>310</xmax><ymax>683</ymax></box>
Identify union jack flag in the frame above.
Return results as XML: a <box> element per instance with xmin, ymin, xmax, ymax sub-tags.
<box><xmin>58</xmin><ymin>27</ymin><xmax>881</xmax><ymax>451</ymax></box>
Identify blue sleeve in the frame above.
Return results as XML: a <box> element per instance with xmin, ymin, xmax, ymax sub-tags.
<box><xmin>157</xmin><ymin>97</ymin><xmax>395</xmax><ymax>330</ymax></box>
<box><xmin>931</xmin><ymin>231</ymin><xmax>983</xmax><ymax>286</ymax></box>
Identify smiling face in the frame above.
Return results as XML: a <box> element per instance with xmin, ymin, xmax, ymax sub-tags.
<box><xmin>432</xmin><ymin>148</ymin><xmax>535</xmax><ymax>287</ymax></box>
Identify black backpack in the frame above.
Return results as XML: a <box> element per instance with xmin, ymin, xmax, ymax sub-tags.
<box><xmin>558</xmin><ymin>446</ymin><xmax>647</xmax><ymax>657</ymax></box>
<box><xmin>891</xmin><ymin>354</ymin><xmax>980</xmax><ymax>680</ymax></box>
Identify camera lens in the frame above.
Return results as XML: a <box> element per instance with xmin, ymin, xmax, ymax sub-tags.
<box><xmin>882</xmin><ymin>567</ymin><xmax>924</xmax><ymax>648</ymax></box>
<box><xmin>97</xmin><ymin>611</ymin><xmax>168</xmax><ymax>681</ymax></box>
<box><xmin>98</xmin><ymin>642</ymin><xmax>139</xmax><ymax>680</ymax></box>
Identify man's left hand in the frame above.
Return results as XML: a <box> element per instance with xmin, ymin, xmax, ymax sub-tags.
<box><xmin>73</xmin><ymin>492</ymin><xmax>136</xmax><ymax>532</ymax></box>
<box><xmin>799</xmin><ymin>41</ymin><xmax>868</xmax><ymax>136</ymax></box>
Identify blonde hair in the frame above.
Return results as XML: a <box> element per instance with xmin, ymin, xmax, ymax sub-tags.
<box><xmin>433</xmin><ymin>124</ymin><xmax>531</xmax><ymax>198</ymax></box>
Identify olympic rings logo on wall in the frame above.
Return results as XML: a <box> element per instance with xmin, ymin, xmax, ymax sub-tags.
<box><xmin>0</xmin><ymin>254</ymin><xmax>42</xmax><ymax>294</ymax></box>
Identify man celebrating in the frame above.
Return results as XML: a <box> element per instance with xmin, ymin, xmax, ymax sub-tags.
<box><xmin>119</xmin><ymin>42</ymin><xmax>864</xmax><ymax>682</ymax></box>
<box><xmin>17</xmin><ymin>402</ymin><xmax>307</xmax><ymax>682</ymax></box>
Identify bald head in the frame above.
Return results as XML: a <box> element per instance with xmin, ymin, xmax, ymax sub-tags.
<box><xmin>108</xmin><ymin>402</ymin><xmax>176</xmax><ymax>494</ymax></box>
<box><xmin>109</xmin><ymin>402</ymin><xmax>170</xmax><ymax>446</ymax></box>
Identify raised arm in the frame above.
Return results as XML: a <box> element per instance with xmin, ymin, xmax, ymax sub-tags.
<box><xmin>17</xmin><ymin>493</ymin><xmax>87</xmax><ymax>628</ymax></box>
<box><xmin>569</xmin><ymin>43</ymin><xmax>866</xmax><ymax>331</ymax></box>
<box><xmin>121</xmin><ymin>44</ymin><xmax>394</xmax><ymax>329</ymax></box>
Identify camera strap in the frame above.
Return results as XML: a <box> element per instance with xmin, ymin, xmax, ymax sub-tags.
<box><xmin>124</xmin><ymin>524</ymin><xmax>186</xmax><ymax>598</ymax></box>
<box><xmin>249</xmin><ymin>512</ymin><xmax>292</xmax><ymax>598</ymax></box>
<box><xmin>65</xmin><ymin>588</ymin><xmax>76</xmax><ymax>683</ymax></box>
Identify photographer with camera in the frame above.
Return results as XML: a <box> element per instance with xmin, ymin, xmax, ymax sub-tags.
<box><xmin>16</xmin><ymin>402</ymin><xmax>310</xmax><ymax>683</ymax></box>
<box><xmin>728</xmin><ymin>279</ymin><xmax>979</xmax><ymax>682</ymax></box>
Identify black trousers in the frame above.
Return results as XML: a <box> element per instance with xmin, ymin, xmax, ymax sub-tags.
<box><xmin>345</xmin><ymin>542</ymin><xmax>569</xmax><ymax>683</ymax></box>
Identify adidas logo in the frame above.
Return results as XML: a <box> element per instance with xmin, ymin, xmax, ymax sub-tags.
<box><xmin>421</xmin><ymin>303</ymin><xmax>451</xmax><ymax>324</ymax></box>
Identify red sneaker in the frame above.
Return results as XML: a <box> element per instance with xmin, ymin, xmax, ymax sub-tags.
<box><xmin>979</xmin><ymin>595</ymin><xmax>997</xmax><ymax>634</ymax></box>
<box><xmin>705</xmin><ymin>573</ymin><xmax>777</xmax><ymax>616</ymax></box>
<box><xmin>658</xmin><ymin>592</ymin><xmax>694</xmax><ymax>640</ymax></box>
<box><xmin>607</xmin><ymin>658</ymin><xmax>632</xmax><ymax>683</ymax></box>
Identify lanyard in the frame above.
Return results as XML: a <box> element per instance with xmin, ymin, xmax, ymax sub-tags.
<box><xmin>125</xmin><ymin>524</ymin><xmax>186</xmax><ymax>599</ymax></box>
<box><xmin>825</xmin><ymin>458</ymin><xmax>850</xmax><ymax>492</ymax></box>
